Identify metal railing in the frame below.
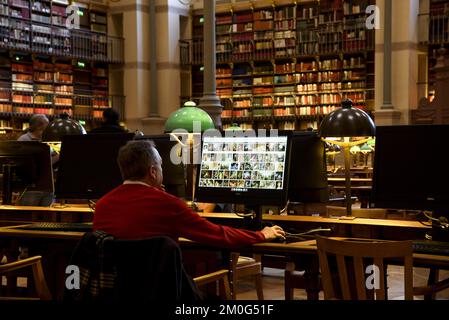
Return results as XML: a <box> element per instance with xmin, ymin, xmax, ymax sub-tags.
<box><xmin>418</xmin><ymin>13</ymin><xmax>449</xmax><ymax>45</ymax></box>
<box><xmin>180</xmin><ymin>23</ymin><xmax>374</xmax><ymax>65</ymax></box>
<box><xmin>0</xmin><ymin>17</ymin><xmax>124</xmax><ymax>63</ymax></box>
<box><xmin>0</xmin><ymin>88</ymin><xmax>125</xmax><ymax>121</ymax></box>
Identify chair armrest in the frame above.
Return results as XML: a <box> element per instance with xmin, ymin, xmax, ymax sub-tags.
<box><xmin>194</xmin><ymin>269</ymin><xmax>229</xmax><ymax>286</ymax></box>
<box><xmin>194</xmin><ymin>269</ymin><xmax>231</xmax><ymax>300</ymax></box>
<box><xmin>0</xmin><ymin>256</ymin><xmax>43</xmax><ymax>273</ymax></box>
<box><xmin>0</xmin><ymin>255</ymin><xmax>52</xmax><ymax>300</ymax></box>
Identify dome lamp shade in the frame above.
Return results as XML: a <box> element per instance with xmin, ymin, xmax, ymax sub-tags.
<box><xmin>42</xmin><ymin>113</ymin><xmax>87</xmax><ymax>142</ymax></box>
<box><xmin>318</xmin><ymin>99</ymin><xmax>376</xmax><ymax>138</ymax></box>
<box><xmin>164</xmin><ymin>101</ymin><xmax>215</xmax><ymax>133</ymax></box>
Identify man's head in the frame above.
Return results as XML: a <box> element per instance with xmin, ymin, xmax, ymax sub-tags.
<box><xmin>117</xmin><ymin>140</ymin><xmax>163</xmax><ymax>187</ymax></box>
<box><xmin>103</xmin><ymin>108</ymin><xmax>120</xmax><ymax>125</ymax></box>
<box><xmin>29</xmin><ymin>114</ymin><xmax>49</xmax><ymax>138</ymax></box>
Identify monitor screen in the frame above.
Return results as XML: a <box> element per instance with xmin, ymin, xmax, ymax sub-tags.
<box><xmin>195</xmin><ymin>135</ymin><xmax>290</xmax><ymax>205</ymax></box>
<box><xmin>0</xmin><ymin>141</ymin><xmax>54</xmax><ymax>204</ymax></box>
<box><xmin>288</xmin><ymin>131</ymin><xmax>329</xmax><ymax>203</ymax></box>
<box><xmin>55</xmin><ymin>133</ymin><xmax>135</xmax><ymax>200</ymax></box>
<box><xmin>372</xmin><ymin>125</ymin><xmax>449</xmax><ymax>211</ymax></box>
<box><xmin>135</xmin><ymin>134</ymin><xmax>186</xmax><ymax>198</ymax></box>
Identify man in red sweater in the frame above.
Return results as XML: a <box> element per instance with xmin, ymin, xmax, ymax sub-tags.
<box><xmin>93</xmin><ymin>140</ymin><xmax>285</xmax><ymax>247</ymax></box>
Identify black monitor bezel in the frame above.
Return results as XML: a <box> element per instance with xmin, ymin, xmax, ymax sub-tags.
<box><xmin>371</xmin><ymin>124</ymin><xmax>449</xmax><ymax>211</ymax></box>
<box><xmin>194</xmin><ymin>131</ymin><xmax>292</xmax><ymax>206</ymax></box>
<box><xmin>0</xmin><ymin>141</ymin><xmax>54</xmax><ymax>194</ymax></box>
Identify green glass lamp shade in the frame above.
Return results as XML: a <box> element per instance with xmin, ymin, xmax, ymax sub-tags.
<box><xmin>360</xmin><ymin>143</ymin><xmax>373</xmax><ymax>154</ymax></box>
<box><xmin>367</xmin><ymin>138</ymin><xmax>376</xmax><ymax>147</ymax></box>
<box><xmin>42</xmin><ymin>113</ymin><xmax>86</xmax><ymax>142</ymax></box>
<box><xmin>318</xmin><ymin>99</ymin><xmax>376</xmax><ymax>138</ymax></box>
<box><xmin>165</xmin><ymin>101</ymin><xmax>215</xmax><ymax>133</ymax></box>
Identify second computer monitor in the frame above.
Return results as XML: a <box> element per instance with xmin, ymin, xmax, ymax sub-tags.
<box><xmin>287</xmin><ymin>131</ymin><xmax>328</xmax><ymax>203</ymax></box>
<box><xmin>195</xmin><ymin>135</ymin><xmax>290</xmax><ymax>206</ymax></box>
<box><xmin>55</xmin><ymin>133</ymin><xmax>135</xmax><ymax>200</ymax></box>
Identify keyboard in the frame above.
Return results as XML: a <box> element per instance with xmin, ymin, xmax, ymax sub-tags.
<box><xmin>17</xmin><ymin>222</ymin><xmax>93</xmax><ymax>232</ymax></box>
<box><xmin>412</xmin><ymin>240</ymin><xmax>449</xmax><ymax>256</ymax></box>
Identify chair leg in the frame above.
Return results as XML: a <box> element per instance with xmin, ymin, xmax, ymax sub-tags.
<box><xmin>285</xmin><ymin>262</ymin><xmax>294</xmax><ymax>300</ymax></box>
<box><xmin>255</xmin><ymin>273</ymin><xmax>264</xmax><ymax>300</ymax></box>
<box><xmin>231</xmin><ymin>274</ymin><xmax>237</xmax><ymax>300</ymax></box>
<box><xmin>425</xmin><ymin>268</ymin><xmax>439</xmax><ymax>300</ymax></box>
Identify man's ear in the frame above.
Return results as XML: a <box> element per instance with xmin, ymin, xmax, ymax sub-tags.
<box><xmin>148</xmin><ymin>166</ymin><xmax>156</xmax><ymax>182</ymax></box>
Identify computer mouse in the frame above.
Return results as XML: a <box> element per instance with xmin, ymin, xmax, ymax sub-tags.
<box><xmin>272</xmin><ymin>236</ymin><xmax>286</xmax><ymax>244</ymax></box>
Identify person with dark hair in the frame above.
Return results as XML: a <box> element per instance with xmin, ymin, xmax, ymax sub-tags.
<box><xmin>93</xmin><ymin>140</ymin><xmax>285</xmax><ymax>246</ymax></box>
<box><xmin>18</xmin><ymin>114</ymin><xmax>49</xmax><ymax>141</ymax></box>
<box><xmin>90</xmin><ymin>108</ymin><xmax>127</xmax><ymax>133</ymax></box>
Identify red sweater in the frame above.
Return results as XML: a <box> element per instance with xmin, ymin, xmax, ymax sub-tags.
<box><xmin>93</xmin><ymin>184</ymin><xmax>265</xmax><ymax>247</ymax></box>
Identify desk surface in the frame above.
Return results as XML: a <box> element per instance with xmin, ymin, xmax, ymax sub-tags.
<box><xmin>0</xmin><ymin>205</ymin><xmax>429</xmax><ymax>230</ymax></box>
<box><xmin>201</xmin><ymin>213</ymin><xmax>429</xmax><ymax>229</ymax></box>
<box><xmin>0</xmin><ymin>204</ymin><xmax>94</xmax><ymax>213</ymax></box>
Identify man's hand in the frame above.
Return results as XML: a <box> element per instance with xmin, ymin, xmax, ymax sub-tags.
<box><xmin>260</xmin><ymin>225</ymin><xmax>286</xmax><ymax>241</ymax></box>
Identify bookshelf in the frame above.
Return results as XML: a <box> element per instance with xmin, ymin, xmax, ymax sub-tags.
<box><xmin>188</xmin><ymin>0</ymin><xmax>375</xmax><ymax>130</ymax></box>
<box><xmin>0</xmin><ymin>1</ymin><xmax>121</xmax><ymax>137</ymax></box>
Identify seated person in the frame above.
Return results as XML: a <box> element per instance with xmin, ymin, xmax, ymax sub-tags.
<box><xmin>89</xmin><ymin>108</ymin><xmax>127</xmax><ymax>134</ymax></box>
<box><xmin>18</xmin><ymin>114</ymin><xmax>49</xmax><ymax>141</ymax></box>
<box><xmin>16</xmin><ymin>114</ymin><xmax>56</xmax><ymax>207</ymax></box>
<box><xmin>93</xmin><ymin>140</ymin><xmax>285</xmax><ymax>247</ymax></box>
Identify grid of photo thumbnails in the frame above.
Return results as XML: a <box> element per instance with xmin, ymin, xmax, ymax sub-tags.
<box><xmin>198</xmin><ymin>137</ymin><xmax>288</xmax><ymax>190</ymax></box>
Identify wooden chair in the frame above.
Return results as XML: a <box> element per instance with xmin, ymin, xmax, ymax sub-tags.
<box><xmin>316</xmin><ymin>236</ymin><xmax>413</xmax><ymax>300</ymax></box>
<box><xmin>193</xmin><ymin>269</ymin><xmax>231</xmax><ymax>300</ymax></box>
<box><xmin>0</xmin><ymin>255</ymin><xmax>52</xmax><ymax>300</ymax></box>
<box><xmin>230</xmin><ymin>252</ymin><xmax>264</xmax><ymax>300</ymax></box>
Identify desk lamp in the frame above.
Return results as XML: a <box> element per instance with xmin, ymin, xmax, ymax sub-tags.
<box><xmin>165</xmin><ymin>101</ymin><xmax>215</xmax><ymax>209</ymax></box>
<box><xmin>360</xmin><ymin>143</ymin><xmax>374</xmax><ymax>167</ymax></box>
<box><xmin>318</xmin><ymin>99</ymin><xmax>376</xmax><ymax>218</ymax></box>
<box><xmin>42</xmin><ymin>113</ymin><xmax>87</xmax><ymax>152</ymax></box>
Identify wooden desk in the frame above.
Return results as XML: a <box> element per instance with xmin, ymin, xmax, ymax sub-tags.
<box><xmin>0</xmin><ymin>204</ymin><xmax>93</xmax><ymax>223</ymax></box>
<box><xmin>0</xmin><ymin>205</ymin><xmax>430</xmax><ymax>240</ymax></box>
<box><xmin>0</xmin><ymin>225</ymin><xmax>446</xmax><ymax>300</ymax></box>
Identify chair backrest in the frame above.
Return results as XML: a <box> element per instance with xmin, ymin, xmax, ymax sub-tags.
<box><xmin>316</xmin><ymin>236</ymin><xmax>413</xmax><ymax>300</ymax></box>
<box><xmin>113</xmin><ymin>236</ymin><xmax>201</xmax><ymax>302</ymax></box>
<box><xmin>65</xmin><ymin>232</ymin><xmax>201</xmax><ymax>302</ymax></box>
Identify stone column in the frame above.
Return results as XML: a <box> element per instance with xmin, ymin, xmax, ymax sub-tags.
<box><xmin>374</xmin><ymin>0</ymin><xmax>419</xmax><ymax>125</ymax></box>
<box><xmin>198</xmin><ymin>0</ymin><xmax>223</xmax><ymax>129</ymax></box>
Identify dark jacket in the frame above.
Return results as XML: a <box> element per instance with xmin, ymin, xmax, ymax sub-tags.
<box><xmin>65</xmin><ymin>231</ymin><xmax>201</xmax><ymax>302</ymax></box>
<box><xmin>89</xmin><ymin>123</ymin><xmax>127</xmax><ymax>134</ymax></box>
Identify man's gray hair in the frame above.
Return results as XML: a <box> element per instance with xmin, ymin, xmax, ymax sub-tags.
<box><xmin>117</xmin><ymin>140</ymin><xmax>159</xmax><ymax>181</ymax></box>
<box><xmin>29</xmin><ymin>114</ymin><xmax>49</xmax><ymax>132</ymax></box>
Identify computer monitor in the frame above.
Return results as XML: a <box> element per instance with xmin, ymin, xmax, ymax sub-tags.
<box><xmin>0</xmin><ymin>141</ymin><xmax>54</xmax><ymax>205</ymax></box>
<box><xmin>135</xmin><ymin>134</ymin><xmax>186</xmax><ymax>198</ymax></box>
<box><xmin>287</xmin><ymin>131</ymin><xmax>329</xmax><ymax>203</ymax></box>
<box><xmin>55</xmin><ymin>133</ymin><xmax>135</xmax><ymax>200</ymax></box>
<box><xmin>195</xmin><ymin>134</ymin><xmax>290</xmax><ymax>206</ymax></box>
<box><xmin>371</xmin><ymin>125</ymin><xmax>449</xmax><ymax>240</ymax></box>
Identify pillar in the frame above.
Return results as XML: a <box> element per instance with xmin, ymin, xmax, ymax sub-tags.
<box><xmin>374</xmin><ymin>0</ymin><xmax>419</xmax><ymax>125</ymax></box>
<box><xmin>198</xmin><ymin>0</ymin><xmax>223</xmax><ymax>129</ymax></box>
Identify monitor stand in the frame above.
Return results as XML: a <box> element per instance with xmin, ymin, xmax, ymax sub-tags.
<box><xmin>240</xmin><ymin>204</ymin><xmax>263</xmax><ymax>231</ymax></box>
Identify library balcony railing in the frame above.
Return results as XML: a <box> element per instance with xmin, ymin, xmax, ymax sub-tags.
<box><xmin>0</xmin><ymin>88</ymin><xmax>125</xmax><ymax>122</ymax></box>
<box><xmin>0</xmin><ymin>17</ymin><xmax>124</xmax><ymax>64</ymax></box>
<box><xmin>180</xmin><ymin>25</ymin><xmax>374</xmax><ymax>66</ymax></box>
<box><xmin>419</xmin><ymin>13</ymin><xmax>449</xmax><ymax>46</ymax></box>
